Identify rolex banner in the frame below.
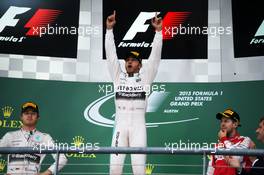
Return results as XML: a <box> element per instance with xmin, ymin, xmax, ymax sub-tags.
<box><xmin>0</xmin><ymin>77</ymin><xmax>263</xmax><ymax>174</ymax></box>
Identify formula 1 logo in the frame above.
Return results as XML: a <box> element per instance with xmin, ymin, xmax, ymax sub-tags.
<box><xmin>0</xmin><ymin>0</ymin><xmax>79</xmax><ymax>58</ymax></box>
<box><xmin>123</xmin><ymin>12</ymin><xmax>160</xmax><ymax>40</ymax></box>
<box><xmin>0</xmin><ymin>6</ymin><xmax>30</xmax><ymax>33</ymax></box>
<box><xmin>103</xmin><ymin>0</ymin><xmax>208</xmax><ymax>59</ymax></box>
<box><xmin>255</xmin><ymin>20</ymin><xmax>264</xmax><ymax>37</ymax></box>
<box><xmin>232</xmin><ymin>0</ymin><xmax>264</xmax><ymax>57</ymax></box>
<box><xmin>119</xmin><ymin>11</ymin><xmax>190</xmax><ymax>48</ymax></box>
<box><xmin>0</xmin><ymin>6</ymin><xmax>61</xmax><ymax>40</ymax></box>
<box><xmin>162</xmin><ymin>12</ymin><xmax>191</xmax><ymax>40</ymax></box>
<box><xmin>25</xmin><ymin>9</ymin><xmax>62</xmax><ymax>36</ymax></box>
<box><xmin>250</xmin><ymin>20</ymin><xmax>264</xmax><ymax>45</ymax></box>
<box><xmin>123</xmin><ymin>12</ymin><xmax>190</xmax><ymax>41</ymax></box>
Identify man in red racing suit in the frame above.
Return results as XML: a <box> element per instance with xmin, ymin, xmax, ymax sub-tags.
<box><xmin>207</xmin><ymin>108</ymin><xmax>253</xmax><ymax>175</ymax></box>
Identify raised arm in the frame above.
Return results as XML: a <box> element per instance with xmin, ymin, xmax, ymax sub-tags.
<box><xmin>145</xmin><ymin>13</ymin><xmax>163</xmax><ymax>84</ymax></box>
<box><xmin>105</xmin><ymin>10</ymin><xmax>122</xmax><ymax>82</ymax></box>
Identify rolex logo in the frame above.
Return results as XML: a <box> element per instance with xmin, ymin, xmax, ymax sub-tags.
<box><xmin>0</xmin><ymin>159</ymin><xmax>6</xmax><ymax>172</ymax></box>
<box><xmin>2</xmin><ymin>106</ymin><xmax>14</xmax><ymax>118</ymax></box>
<box><xmin>73</xmin><ymin>136</ymin><xmax>85</xmax><ymax>147</ymax></box>
<box><xmin>145</xmin><ymin>163</ymin><xmax>155</xmax><ymax>175</ymax></box>
<box><xmin>66</xmin><ymin>136</ymin><xmax>97</xmax><ymax>159</ymax></box>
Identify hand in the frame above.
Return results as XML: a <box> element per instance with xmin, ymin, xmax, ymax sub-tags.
<box><xmin>38</xmin><ymin>170</ymin><xmax>52</xmax><ymax>175</ymax></box>
<box><xmin>218</xmin><ymin>129</ymin><xmax>227</xmax><ymax>140</ymax></box>
<box><xmin>151</xmin><ymin>12</ymin><xmax>162</xmax><ymax>32</ymax></box>
<box><xmin>106</xmin><ymin>10</ymin><xmax>116</xmax><ymax>29</ymax></box>
<box><xmin>224</xmin><ymin>156</ymin><xmax>240</xmax><ymax>168</ymax></box>
<box><xmin>249</xmin><ymin>140</ymin><xmax>256</xmax><ymax>149</ymax></box>
<box><xmin>248</xmin><ymin>140</ymin><xmax>257</xmax><ymax>163</ymax></box>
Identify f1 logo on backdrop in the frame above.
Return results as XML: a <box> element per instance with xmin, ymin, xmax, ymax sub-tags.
<box><xmin>0</xmin><ymin>0</ymin><xmax>80</xmax><ymax>58</ymax></box>
<box><xmin>250</xmin><ymin>20</ymin><xmax>264</xmax><ymax>45</ymax></box>
<box><xmin>103</xmin><ymin>0</ymin><xmax>208</xmax><ymax>60</ymax></box>
<box><xmin>123</xmin><ymin>12</ymin><xmax>190</xmax><ymax>41</ymax></box>
<box><xmin>0</xmin><ymin>6</ymin><xmax>31</xmax><ymax>33</ymax></box>
<box><xmin>232</xmin><ymin>0</ymin><xmax>264</xmax><ymax>58</ymax></box>
<box><xmin>0</xmin><ymin>6</ymin><xmax>61</xmax><ymax>37</ymax></box>
<box><xmin>123</xmin><ymin>12</ymin><xmax>159</xmax><ymax>41</ymax></box>
<box><xmin>254</xmin><ymin>20</ymin><xmax>264</xmax><ymax>37</ymax></box>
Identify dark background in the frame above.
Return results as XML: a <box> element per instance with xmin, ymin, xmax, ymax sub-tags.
<box><xmin>232</xmin><ymin>0</ymin><xmax>264</xmax><ymax>58</ymax></box>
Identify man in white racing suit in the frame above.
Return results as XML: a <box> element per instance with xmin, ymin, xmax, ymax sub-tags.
<box><xmin>105</xmin><ymin>11</ymin><xmax>163</xmax><ymax>175</ymax></box>
<box><xmin>0</xmin><ymin>102</ymin><xmax>67</xmax><ymax>175</ymax></box>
